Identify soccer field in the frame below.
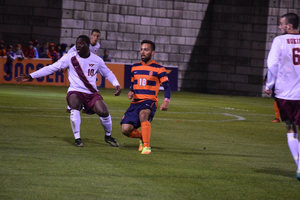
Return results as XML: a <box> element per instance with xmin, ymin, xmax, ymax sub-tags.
<box><xmin>0</xmin><ymin>84</ymin><xmax>299</xmax><ymax>199</ymax></box>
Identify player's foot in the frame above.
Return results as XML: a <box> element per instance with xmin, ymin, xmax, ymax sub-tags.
<box><xmin>82</xmin><ymin>109</ymin><xmax>86</xmax><ymax>113</ymax></box>
<box><xmin>105</xmin><ymin>135</ymin><xmax>119</xmax><ymax>147</ymax></box>
<box><xmin>296</xmin><ymin>171</ymin><xmax>300</xmax><ymax>180</ymax></box>
<box><xmin>271</xmin><ymin>118</ymin><xmax>280</xmax><ymax>123</ymax></box>
<box><xmin>138</xmin><ymin>140</ymin><xmax>143</xmax><ymax>151</ymax></box>
<box><xmin>74</xmin><ymin>138</ymin><xmax>84</xmax><ymax>147</ymax></box>
<box><xmin>66</xmin><ymin>109</ymin><xmax>71</xmax><ymax>113</ymax></box>
<box><xmin>141</xmin><ymin>147</ymin><xmax>151</xmax><ymax>154</ymax></box>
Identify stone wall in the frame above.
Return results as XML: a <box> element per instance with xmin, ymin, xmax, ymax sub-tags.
<box><xmin>1</xmin><ymin>0</ymin><xmax>300</xmax><ymax>96</ymax></box>
<box><xmin>0</xmin><ymin>0</ymin><xmax>62</xmax><ymax>49</ymax></box>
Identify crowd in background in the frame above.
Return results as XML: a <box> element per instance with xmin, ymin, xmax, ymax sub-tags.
<box><xmin>1</xmin><ymin>39</ymin><xmax>112</xmax><ymax>76</ymax></box>
<box><xmin>0</xmin><ymin>39</ymin><xmax>69</xmax><ymax>61</ymax></box>
<box><xmin>0</xmin><ymin>39</ymin><xmax>69</xmax><ymax>76</ymax></box>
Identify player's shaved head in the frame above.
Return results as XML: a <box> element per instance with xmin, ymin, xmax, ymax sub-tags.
<box><xmin>77</xmin><ymin>35</ymin><xmax>90</xmax><ymax>45</ymax></box>
<box><xmin>281</xmin><ymin>13</ymin><xmax>299</xmax><ymax>29</ymax></box>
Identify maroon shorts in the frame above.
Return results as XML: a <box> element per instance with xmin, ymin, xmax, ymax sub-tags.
<box><xmin>276</xmin><ymin>98</ymin><xmax>300</xmax><ymax>125</ymax></box>
<box><xmin>66</xmin><ymin>91</ymin><xmax>103</xmax><ymax>114</ymax></box>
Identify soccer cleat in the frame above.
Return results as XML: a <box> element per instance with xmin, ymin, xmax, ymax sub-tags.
<box><xmin>138</xmin><ymin>140</ymin><xmax>143</xmax><ymax>151</ymax></box>
<box><xmin>74</xmin><ymin>138</ymin><xmax>84</xmax><ymax>147</ymax></box>
<box><xmin>141</xmin><ymin>147</ymin><xmax>151</xmax><ymax>154</ymax></box>
<box><xmin>296</xmin><ymin>171</ymin><xmax>300</xmax><ymax>180</ymax></box>
<box><xmin>271</xmin><ymin>118</ymin><xmax>280</xmax><ymax>123</ymax></box>
<box><xmin>105</xmin><ymin>135</ymin><xmax>119</xmax><ymax>147</ymax></box>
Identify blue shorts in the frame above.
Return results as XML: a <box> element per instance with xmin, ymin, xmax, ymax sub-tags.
<box><xmin>120</xmin><ymin>100</ymin><xmax>157</xmax><ymax>129</ymax></box>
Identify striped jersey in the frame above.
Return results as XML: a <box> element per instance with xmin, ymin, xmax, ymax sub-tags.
<box><xmin>266</xmin><ymin>33</ymin><xmax>300</xmax><ymax>100</ymax></box>
<box><xmin>131</xmin><ymin>60</ymin><xmax>169</xmax><ymax>103</ymax></box>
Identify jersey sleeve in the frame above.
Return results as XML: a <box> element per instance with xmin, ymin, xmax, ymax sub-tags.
<box><xmin>30</xmin><ymin>54</ymin><xmax>69</xmax><ymax>79</ymax></box>
<box><xmin>158</xmin><ymin>66</ymin><xmax>169</xmax><ymax>83</ymax></box>
<box><xmin>97</xmin><ymin>58</ymin><xmax>120</xmax><ymax>87</ymax></box>
<box><xmin>266</xmin><ymin>36</ymin><xmax>281</xmax><ymax>90</ymax></box>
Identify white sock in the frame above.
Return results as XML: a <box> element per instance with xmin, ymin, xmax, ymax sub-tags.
<box><xmin>100</xmin><ymin>114</ymin><xmax>112</xmax><ymax>136</ymax></box>
<box><xmin>70</xmin><ymin>110</ymin><xmax>81</xmax><ymax>139</ymax></box>
<box><xmin>287</xmin><ymin>133</ymin><xmax>299</xmax><ymax>167</ymax></box>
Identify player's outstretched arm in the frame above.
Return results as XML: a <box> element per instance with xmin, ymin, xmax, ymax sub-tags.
<box><xmin>114</xmin><ymin>85</ymin><xmax>121</xmax><ymax>96</ymax></box>
<box><xmin>15</xmin><ymin>74</ymin><xmax>32</xmax><ymax>84</ymax></box>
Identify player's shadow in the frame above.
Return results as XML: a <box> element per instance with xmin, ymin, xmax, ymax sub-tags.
<box><xmin>254</xmin><ymin>167</ymin><xmax>295</xmax><ymax>178</ymax></box>
<box><xmin>60</xmin><ymin>136</ymin><xmax>109</xmax><ymax>147</ymax></box>
<box><xmin>119</xmin><ymin>144</ymin><xmax>163</xmax><ymax>151</ymax></box>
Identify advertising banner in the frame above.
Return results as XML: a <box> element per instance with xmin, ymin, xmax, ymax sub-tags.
<box><xmin>1</xmin><ymin>58</ymin><xmax>178</xmax><ymax>91</ymax></box>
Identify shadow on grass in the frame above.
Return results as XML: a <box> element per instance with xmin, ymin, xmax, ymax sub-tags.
<box><xmin>119</xmin><ymin>145</ymin><xmax>269</xmax><ymax>158</ymax></box>
<box><xmin>254</xmin><ymin>167</ymin><xmax>295</xmax><ymax>178</ymax></box>
<box><xmin>119</xmin><ymin>144</ymin><xmax>164</xmax><ymax>151</ymax></box>
<box><xmin>60</xmin><ymin>136</ymin><xmax>110</xmax><ymax>147</ymax></box>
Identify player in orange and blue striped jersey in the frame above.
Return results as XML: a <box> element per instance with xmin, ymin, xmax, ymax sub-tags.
<box><xmin>121</xmin><ymin>40</ymin><xmax>171</xmax><ymax>154</ymax></box>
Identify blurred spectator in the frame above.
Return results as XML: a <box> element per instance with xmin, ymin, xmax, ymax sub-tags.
<box><xmin>56</xmin><ymin>44</ymin><xmax>61</xmax><ymax>58</ymax></box>
<box><xmin>101</xmin><ymin>49</ymin><xmax>111</xmax><ymax>62</ymax></box>
<box><xmin>24</xmin><ymin>41</ymin><xmax>35</xmax><ymax>58</ymax></box>
<box><xmin>40</xmin><ymin>48</ymin><xmax>49</xmax><ymax>58</ymax></box>
<box><xmin>38</xmin><ymin>41</ymin><xmax>48</xmax><ymax>58</ymax></box>
<box><xmin>0</xmin><ymin>40</ymin><xmax>6</xmax><ymax>57</ymax></box>
<box><xmin>48</xmin><ymin>43</ymin><xmax>59</xmax><ymax>62</ymax></box>
<box><xmin>14</xmin><ymin>44</ymin><xmax>25</xmax><ymax>61</ymax></box>
<box><xmin>5</xmin><ymin>44</ymin><xmax>15</xmax><ymax>76</ymax></box>
<box><xmin>60</xmin><ymin>43</ymin><xmax>68</xmax><ymax>56</ymax></box>
<box><xmin>32</xmin><ymin>39</ymin><xmax>39</xmax><ymax>58</ymax></box>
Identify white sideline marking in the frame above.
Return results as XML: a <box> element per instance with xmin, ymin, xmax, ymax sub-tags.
<box><xmin>0</xmin><ymin>113</ymin><xmax>245</xmax><ymax>122</ymax></box>
<box><xmin>0</xmin><ymin>105</ymin><xmax>246</xmax><ymax>122</ymax></box>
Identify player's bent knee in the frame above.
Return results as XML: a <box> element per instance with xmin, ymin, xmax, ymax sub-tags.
<box><xmin>121</xmin><ymin>124</ymin><xmax>132</xmax><ymax>136</ymax></box>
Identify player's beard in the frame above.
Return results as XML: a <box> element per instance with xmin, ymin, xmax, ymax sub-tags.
<box><xmin>141</xmin><ymin>54</ymin><xmax>152</xmax><ymax>63</ymax></box>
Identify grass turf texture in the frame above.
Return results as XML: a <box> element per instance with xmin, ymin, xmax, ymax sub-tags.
<box><xmin>0</xmin><ymin>84</ymin><xmax>299</xmax><ymax>199</ymax></box>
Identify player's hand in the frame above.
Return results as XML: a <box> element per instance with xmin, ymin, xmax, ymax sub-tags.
<box><xmin>128</xmin><ymin>91</ymin><xmax>134</xmax><ymax>99</ymax></box>
<box><xmin>160</xmin><ymin>101</ymin><xmax>169</xmax><ymax>111</ymax></box>
<box><xmin>264</xmin><ymin>89</ymin><xmax>272</xmax><ymax>95</ymax></box>
<box><xmin>114</xmin><ymin>85</ymin><xmax>121</xmax><ymax>96</ymax></box>
<box><xmin>15</xmin><ymin>74</ymin><xmax>32</xmax><ymax>84</ymax></box>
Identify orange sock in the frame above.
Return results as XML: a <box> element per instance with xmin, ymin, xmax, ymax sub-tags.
<box><xmin>141</xmin><ymin>121</ymin><xmax>151</xmax><ymax>147</ymax></box>
<box><xmin>274</xmin><ymin>101</ymin><xmax>280</xmax><ymax>119</ymax></box>
<box><xmin>128</xmin><ymin>129</ymin><xmax>142</xmax><ymax>139</ymax></box>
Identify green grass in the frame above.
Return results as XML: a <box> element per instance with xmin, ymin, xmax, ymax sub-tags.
<box><xmin>0</xmin><ymin>84</ymin><xmax>299</xmax><ymax>200</ymax></box>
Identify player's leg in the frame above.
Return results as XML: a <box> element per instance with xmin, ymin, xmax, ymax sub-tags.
<box><xmin>68</xmin><ymin>94</ymin><xmax>83</xmax><ymax>147</ymax></box>
<box><xmin>122</xmin><ymin>123</ymin><xmax>143</xmax><ymax>151</ymax></box>
<box><xmin>92</xmin><ymin>99</ymin><xmax>119</xmax><ymax>147</ymax></box>
<box><xmin>277</xmin><ymin>99</ymin><xmax>299</xmax><ymax>167</ymax></box>
<box><xmin>139</xmin><ymin>109</ymin><xmax>152</xmax><ymax>154</ymax></box>
<box><xmin>286</xmin><ymin>121</ymin><xmax>299</xmax><ymax>165</ymax></box>
<box><xmin>272</xmin><ymin>101</ymin><xmax>280</xmax><ymax>122</ymax></box>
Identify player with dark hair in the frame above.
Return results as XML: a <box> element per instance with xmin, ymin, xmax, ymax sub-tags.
<box><xmin>265</xmin><ymin>13</ymin><xmax>300</xmax><ymax>180</ymax></box>
<box><xmin>120</xmin><ymin>40</ymin><xmax>171</xmax><ymax>154</ymax></box>
<box><xmin>15</xmin><ymin>35</ymin><xmax>121</xmax><ymax>148</ymax></box>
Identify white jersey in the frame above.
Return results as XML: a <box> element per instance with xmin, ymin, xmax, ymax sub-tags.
<box><xmin>266</xmin><ymin>33</ymin><xmax>300</xmax><ymax>100</ymax></box>
<box><xmin>68</xmin><ymin>42</ymin><xmax>100</xmax><ymax>55</ymax></box>
<box><xmin>30</xmin><ymin>51</ymin><xmax>120</xmax><ymax>94</ymax></box>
